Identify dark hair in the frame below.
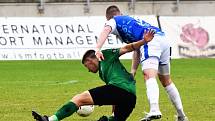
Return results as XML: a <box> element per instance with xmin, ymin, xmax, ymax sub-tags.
<box><xmin>106</xmin><ymin>5</ymin><xmax>120</xmax><ymax>20</ymax></box>
<box><xmin>82</xmin><ymin>50</ymin><xmax>96</xmax><ymax>64</ymax></box>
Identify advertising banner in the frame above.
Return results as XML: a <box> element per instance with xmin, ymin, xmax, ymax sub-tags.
<box><xmin>0</xmin><ymin>16</ymin><xmax>157</xmax><ymax>60</ymax></box>
<box><xmin>160</xmin><ymin>16</ymin><xmax>215</xmax><ymax>58</ymax></box>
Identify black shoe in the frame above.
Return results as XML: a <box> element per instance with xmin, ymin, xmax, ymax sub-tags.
<box><xmin>97</xmin><ymin>116</ymin><xmax>109</xmax><ymax>121</ymax></box>
<box><xmin>32</xmin><ymin>111</ymin><xmax>49</xmax><ymax>121</ymax></box>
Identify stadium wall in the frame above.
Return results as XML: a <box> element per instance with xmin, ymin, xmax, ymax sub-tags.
<box><xmin>0</xmin><ymin>1</ymin><xmax>215</xmax><ymax>16</ymax></box>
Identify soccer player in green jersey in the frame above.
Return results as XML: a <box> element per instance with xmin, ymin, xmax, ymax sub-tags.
<box><xmin>32</xmin><ymin>29</ymin><xmax>155</xmax><ymax>121</ymax></box>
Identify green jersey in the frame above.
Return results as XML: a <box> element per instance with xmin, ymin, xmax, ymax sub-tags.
<box><xmin>99</xmin><ymin>48</ymin><xmax>136</xmax><ymax>95</ymax></box>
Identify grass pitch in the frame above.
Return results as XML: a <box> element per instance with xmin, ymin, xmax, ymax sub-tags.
<box><xmin>0</xmin><ymin>58</ymin><xmax>214</xmax><ymax>121</ymax></box>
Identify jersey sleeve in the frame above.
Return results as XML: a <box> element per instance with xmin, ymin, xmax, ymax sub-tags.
<box><xmin>105</xmin><ymin>19</ymin><xmax>117</xmax><ymax>34</ymax></box>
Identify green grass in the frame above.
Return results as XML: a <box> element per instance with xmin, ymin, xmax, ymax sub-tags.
<box><xmin>0</xmin><ymin>58</ymin><xmax>214</xmax><ymax>121</ymax></box>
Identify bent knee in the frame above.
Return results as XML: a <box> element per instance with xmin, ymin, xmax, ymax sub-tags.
<box><xmin>71</xmin><ymin>91</ymin><xmax>92</xmax><ymax>106</ymax></box>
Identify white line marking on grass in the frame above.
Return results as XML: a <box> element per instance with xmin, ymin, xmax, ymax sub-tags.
<box><xmin>32</xmin><ymin>80</ymin><xmax>100</xmax><ymax>87</ymax></box>
<box><xmin>31</xmin><ymin>80</ymin><xmax>79</xmax><ymax>87</ymax></box>
<box><xmin>46</xmin><ymin>80</ymin><xmax>79</xmax><ymax>86</ymax></box>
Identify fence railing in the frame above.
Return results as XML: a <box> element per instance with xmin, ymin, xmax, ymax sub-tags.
<box><xmin>1</xmin><ymin>0</ymin><xmax>215</xmax><ymax>3</ymax></box>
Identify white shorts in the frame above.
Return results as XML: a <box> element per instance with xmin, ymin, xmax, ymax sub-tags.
<box><xmin>141</xmin><ymin>57</ymin><xmax>170</xmax><ymax>75</ymax></box>
<box><xmin>140</xmin><ymin>35</ymin><xmax>171</xmax><ymax>75</ymax></box>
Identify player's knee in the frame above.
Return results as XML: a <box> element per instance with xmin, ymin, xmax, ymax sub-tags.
<box><xmin>71</xmin><ymin>94</ymin><xmax>82</xmax><ymax>106</ymax></box>
<box><xmin>71</xmin><ymin>91</ymin><xmax>91</xmax><ymax>106</ymax></box>
<box><xmin>143</xmin><ymin>69</ymin><xmax>157</xmax><ymax>80</ymax></box>
<box><xmin>162</xmin><ymin>80</ymin><xmax>172</xmax><ymax>87</ymax></box>
<box><xmin>159</xmin><ymin>75</ymin><xmax>172</xmax><ymax>87</ymax></box>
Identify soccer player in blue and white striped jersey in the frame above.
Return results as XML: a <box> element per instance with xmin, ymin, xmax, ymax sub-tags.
<box><xmin>95</xmin><ymin>5</ymin><xmax>188</xmax><ymax>121</ymax></box>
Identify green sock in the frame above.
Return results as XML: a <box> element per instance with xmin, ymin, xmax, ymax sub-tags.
<box><xmin>108</xmin><ymin>116</ymin><xmax>115</xmax><ymax>121</ymax></box>
<box><xmin>54</xmin><ymin>101</ymin><xmax>78</xmax><ymax>120</ymax></box>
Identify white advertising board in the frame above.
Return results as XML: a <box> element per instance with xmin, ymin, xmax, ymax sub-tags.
<box><xmin>0</xmin><ymin>16</ymin><xmax>158</xmax><ymax>60</ymax></box>
<box><xmin>160</xmin><ymin>16</ymin><xmax>215</xmax><ymax>58</ymax></box>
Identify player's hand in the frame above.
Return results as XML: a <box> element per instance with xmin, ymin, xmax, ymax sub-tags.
<box><xmin>143</xmin><ymin>29</ymin><xmax>155</xmax><ymax>43</ymax></box>
<box><xmin>95</xmin><ymin>50</ymin><xmax>104</xmax><ymax>61</ymax></box>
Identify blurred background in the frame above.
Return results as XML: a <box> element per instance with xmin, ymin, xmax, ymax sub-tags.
<box><xmin>0</xmin><ymin>1</ymin><xmax>215</xmax><ymax>121</ymax></box>
<box><xmin>0</xmin><ymin>0</ymin><xmax>215</xmax><ymax>16</ymax></box>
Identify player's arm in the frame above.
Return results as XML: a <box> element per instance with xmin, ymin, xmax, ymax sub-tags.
<box><xmin>130</xmin><ymin>49</ymin><xmax>140</xmax><ymax>77</ymax></box>
<box><xmin>96</xmin><ymin>19</ymin><xmax>116</xmax><ymax>61</ymax></box>
<box><xmin>119</xmin><ymin>29</ymin><xmax>155</xmax><ymax>56</ymax></box>
<box><xmin>95</xmin><ymin>25</ymin><xmax>112</xmax><ymax>60</ymax></box>
<box><xmin>96</xmin><ymin>26</ymin><xmax>112</xmax><ymax>50</ymax></box>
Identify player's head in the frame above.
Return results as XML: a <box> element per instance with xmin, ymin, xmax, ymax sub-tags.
<box><xmin>106</xmin><ymin>5</ymin><xmax>121</xmax><ymax>20</ymax></box>
<box><xmin>82</xmin><ymin>50</ymin><xmax>99</xmax><ymax>73</ymax></box>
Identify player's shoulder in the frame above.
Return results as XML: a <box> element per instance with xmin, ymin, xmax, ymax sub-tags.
<box><xmin>101</xmin><ymin>49</ymin><xmax>120</xmax><ymax>58</ymax></box>
<box><xmin>105</xmin><ymin>18</ymin><xmax>116</xmax><ymax>25</ymax></box>
<box><xmin>102</xmin><ymin>48</ymin><xmax>119</xmax><ymax>54</ymax></box>
<box><xmin>114</xmin><ymin>15</ymin><xmax>134</xmax><ymax>19</ymax></box>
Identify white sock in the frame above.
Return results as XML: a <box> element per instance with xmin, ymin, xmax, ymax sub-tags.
<box><xmin>48</xmin><ymin>115</ymin><xmax>58</xmax><ymax>121</ymax></box>
<box><xmin>165</xmin><ymin>83</ymin><xmax>185</xmax><ymax>117</ymax></box>
<box><xmin>146</xmin><ymin>78</ymin><xmax>160</xmax><ymax>113</ymax></box>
